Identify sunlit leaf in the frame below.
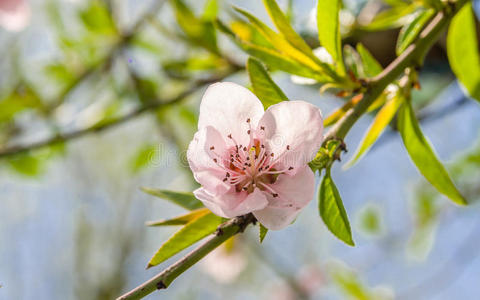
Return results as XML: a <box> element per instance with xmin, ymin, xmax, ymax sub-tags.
<box><xmin>0</xmin><ymin>86</ymin><xmax>43</xmax><ymax>123</ymax></box>
<box><xmin>345</xmin><ymin>91</ymin><xmax>403</xmax><ymax>168</ymax></box>
<box><xmin>356</xmin><ymin>44</ymin><xmax>383</xmax><ymax>77</ymax></box>
<box><xmin>259</xmin><ymin>223</ymin><xmax>268</xmax><ymax>243</ymax></box>
<box><xmin>396</xmin><ymin>9</ymin><xmax>435</xmax><ymax>55</ymax></box>
<box><xmin>140</xmin><ymin>188</ymin><xmax>204</xmax><ymax>210</ymax></box>
<box><xmin>247</xmin><ymin>57</ymin><xmax>288</xmax><ymax>108</ymax></box>
<box><xmin>146</xmin><ymin>208</ymin><xmax>211</xmax><ymax>226</ymax></box>
<box><xmin>361</xmin><ymin>4</ymin><xmax>418</xmax><ymax>31</ymax></box>
<box><xmin>262</xmin><ymin>0</ymin><xmax>322</xmax><ymax>65</ymax></box>
<box><xmin>147</xmin><ymin>212</ymin><xmax>222</xmax><ymax>268</ymax></box>
<box><xmin>319</xmin><ymin>169</ymin><xmax>354</xmax><ymax>246</ymax></box>
<box><xmin>217</xmin><ymin>20</ymin><xmax>329</xmax><ymax>81</ymax></box>
<box><xmin>447</xmin><ymin>2</ymin><xmax>480</xmax><ymax>102</ymax></box>
<box><xmin>397</xmin><ymin>96</ymin><xmax>466</xmax><ymax>205</ymax></box>
<box><xmin>203</xmin><ymin>0</ymin><xmax>219</xmax><ymax>21</ymax></box>
<box><xmin>6</xmin><ymin>153</ymin><xmax>44</xmax><ymax>177</ymax></box>
<box><xmin>317</xmin><ymin>0</ymin><xmax>345</xmax><ymax>74</ymax></box>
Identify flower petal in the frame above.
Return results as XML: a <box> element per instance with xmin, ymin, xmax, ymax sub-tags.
<box><xmin>199</xmin><ymin>82</ymin><xmax>265</xmax><ymax>146</ymax></box>
<box><xmin>258</xmin><ymin>101</ymin><xmax>323</xmax><ymax>175</ymax></box>
<box><xmin>194</xmin><ymin>187</ymin><xmax>268</xmax><ymax>218</ymax></box>
<box><xmin>187</xmin><ymin>126</ymin><xmax>230</xmax><ymax>195</ymax></box>
<box><xmin>254</xmin><ymin>166</ymin><xmax>315</xmax><ymax>230</ymax></box>
<box><xmin>0</xmin><ymin>0</ymin><xmax>30</xmax><ymax>31</ymax></box>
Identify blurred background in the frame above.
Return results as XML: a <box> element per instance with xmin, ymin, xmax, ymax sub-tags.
<box><xmin>1</xmin><ymin>0</ymin><xmax>480</xmax><ymax>299</ymax></box>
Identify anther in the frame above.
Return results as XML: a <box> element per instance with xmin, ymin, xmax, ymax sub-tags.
<box><xmin>261</xmin><ymin>144</ymin><xmax>265</xmax><ymax>148</ymax></box>
<box><xmin>260</xmin><ymin>126</ymin><xmax>265</xmax><ymax>130</ymax></box>
<box><xmin>243</xmin><ymin>147</ymin><xmax>247</xmax><ymax>151</ymax></box>
<box><xmin>213</xmin><ymin>158</ymin><xmax>217</xmax><ymax>163</ymax></box>
<box><xmin>228</xmin><ymin>134</ymin><xmax>232</xmax><ymax>139</ymax></box>
<box><xmin>226</xmin><ymin>173</ymin><xmax>230</xmax><ymax>177</ymax></box>
<box><xmin>272</xmin><ymin>193</ymin><xmax>279</xmax><ymax>197</ymax></box>
<box><xmin>286</xmin><ymin>145</ymin><xmax>290</xmax><ymax>150</ymax></box>
<box><xmin>247</xmin><ymin>130</ymin><xmax>251</xmax><ymax>134</ymax></box>
<box><xmin>270</xmin><ymin>153</ymin><xmax>274</xmax><ymax>157</ymax></box>
<box><xmin>223</xmin><ymin>178</ymin><xmax>228</xmax><ymax>182</ymax></box>
<box><xmin>288</xmin><ymin>167</ymin><xmax>294</xmax><ymax>170</ymax></box>
<box><xmin>210</xmin><ymin>146</ymin><xmax>215</xmax><ymax>150</ymax></box>
<box><xmin>246</xmin><ymin>118</ymin><xmax>251</xmax><ymax>123</ymax></box>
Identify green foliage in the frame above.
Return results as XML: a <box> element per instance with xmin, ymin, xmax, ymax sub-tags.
<box><xmin>0</xmin><ymin>86</ymin><xmax>43</xmax><ymax>123</ymax></box>
<box><xmin>345</xmin><ymin>88</ymin><xmax>402</xmax><ymax>168</ymax></box>
<box><xmin>247</xmin><ymin>57</ymin><xmax>288</xmax><ymax>108</ymax></box>
<box><xmin>309</xmin><ymin>139</ymin><xmax>343</xmax><ymax>171</ymax></box>
<box><xmin>147</xmin><ymin>212</ymin><xmax>223</xmax><ymax>268</ymax></box>
<box><xmin>140</xmin><ymin>188</ymin><xmax>204</xmax><ymax>210</ymax></box>
<box><xmin>6</xmin><ymin>153</ymin><xmax>44</xmax><ymax>177</ymax></box>
<box><xmin>259</xmin><ymin>223</ymin><xmax>268</xmax><ymax>243</ymax></box>
<box><xmin>317</xmin><ymin>0</ymin><xmax>345</xmax><ymax>75</ymax></box>
<box><xmin>447</xmin><ymin>3</ymin><xmax>480</xmax><ymax>102</ymax></box>
<box><xmin>169</xmin><ymin>0</ymin><xmax>219</xmax><ymax>54</ymax></box>
<box><xmin>356</xmin><ymin>44</ymin><xmax>383</xmax><ymax>78</ymax></box>
<box><xmin>361</xmin><ymin>3</ymin><xmax>418</xmax><ymax>31</ymax></box>
<box><xmin>396</xmin><ymin>9</ymin><xmax>435</xmax><ymax>55</ymax></box>
<box><xmin>79</xmin><ymin>0</ymin><xmax>117</xmax><ymax>35</ymax></box>
<box><xmin>147</xmin><ymin>208</ymin><xmax>211</xmax><ymax>226</ymax></box>
<box><xmin>129</xmin><ymin>144</ymin><xmax>159</xmax><ymax>173</ymax></box>
<box><xmin>397</xmin><ymin>95</ymin><xmax>466</xmax><ymax>205</ymax></box>
<box><xmin>319</xmin><ymin>168</ymin><xmax>354</xmax><ymax>246</ymax></box>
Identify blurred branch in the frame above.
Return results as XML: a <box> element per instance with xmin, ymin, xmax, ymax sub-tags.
<box><xmin>116</xmin><ymin>214</ymin><xmax>256</xmax><ymax>300</ymax></box>
<box><xmin>0</xmin><ymin>67</ymin><xmax>242</xmax><ymax>158</ymax></box>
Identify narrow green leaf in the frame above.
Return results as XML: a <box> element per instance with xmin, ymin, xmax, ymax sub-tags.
<box><xmin>319</xmin><ymin>169</ymin><xmax>354</xmax><ymax>246</ymax></box>
<box><xmin>216</xmin><ymin>20</ymin><xmax>329</xmax><ymax>82</ymax></box>
<box><xmin>397</xmin><ymin>97</ymin><xmax>467</xmax><ymax>205</ymax></box>
<box><xmin>345</xmin><ymin>91</ymin><xmax>403</xmax><ymax>168</ymax></box>
<box><xmin>356</xmin><ymin>44</ymin><xmax>383</xmax><ymax>77</ymax></box>
<box><xmin>317</xmin><ymin>0</ymin><xmax>345</xmax><ymax>74</ymax></box>
<box><xmin>203</xmin><ymin>0</ymin><xmax>218</xmax><ymax>21</ymax></box>
<box><xmin>247</xmin><ymin>57</ymin><xmax>288</xmax><ymax>108</ymax></box>
<box><xmin>259</xmin><ymin>223</ymin><xmax>268</xmax><ymax>243</ymax></box>
<box><xmin>447</xmin><ymin>3</ymin><xmax>480</xmax><ymax>102</ymax></box>
<box><xmin>147</xmin><ymin>213</ymin><xmax>222</xmax><ymax>268</ymax></box>
<box><xmin>129</xmin><ymin>144</ymin><xmax>158</xmax><ymax>173</ymax></box>
<box><xmin>141</xmin><ymin>187</ymin><xmax>204</xmax><ymax>210</ymax></box>
<box><xmin>262</xmin><ymin>0</ymin><xmax>320</xmax><ymax>64</ymax></box>
<box><xmin>233</xmin><ymin>7</ymin><xmax>326</xmax><ymax>73</ymax></box>
<box><xmin>147</xmin><ymin>208</ymin><xmax>210</xmax><ymax>226</ymax></box>
<box><xmin>396</xmin><ymin>9</ymin><xmax>435</xmax><ymax>55</ymax></box>
<box><xmin>361</xmin><ymin>4</ymin><xmax>417</xmax><ymax>31</ymax></box>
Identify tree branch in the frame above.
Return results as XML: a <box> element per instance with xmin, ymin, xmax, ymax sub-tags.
<box><xmin>324</xmin><ymin>0</ymin><xmax>467</xmax><ymax>142</ymax></box>
<box><xmin>116</xmin><ymin>214</ymin><xmax>256</xmax><ymax>300</ymax></box>
<box><xmin>0</xmin><ymin>68</ymin><xmax>241</xmax><ymax>158</ymax></box>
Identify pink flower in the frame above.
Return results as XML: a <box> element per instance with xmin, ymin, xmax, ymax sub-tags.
<box><xmin>187</xmin><ymin>82</ymin><xmax>323</xmax><ymax>230</ymax></box>
<box><xmin>0</xmin><ymin>0</ymin><xmax>30</xmax><ymax>31</ymax></box>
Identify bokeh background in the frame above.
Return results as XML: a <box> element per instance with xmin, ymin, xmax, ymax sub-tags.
<box><xmin>1</xmin><ymin>0</ymin><xmax>480</xmax><ymax>299</ymax></box>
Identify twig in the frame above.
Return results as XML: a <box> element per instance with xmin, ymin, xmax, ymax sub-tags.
<box><xmin>116</xmin><ymin>214</ymin><xmax>256</xmax><ymax>300</ymax></box>
<box><xmin>0</xmin><ymin>68</ymin><xmax>241</xmax><ymax>158</ymax></box>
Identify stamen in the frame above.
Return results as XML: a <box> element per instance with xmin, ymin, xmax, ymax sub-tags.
<box><xmin>210</xmin><ymin>146</ymin><xmax>215</xmax><ymax>150</ymax></box>
<box><xmin>286</xmin><ymin>145</ymin><xmax>290</xmax><ymax>150</ymax></box>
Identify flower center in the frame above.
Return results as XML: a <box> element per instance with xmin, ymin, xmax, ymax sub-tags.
<box><xmin>209</xmin><ymin>118</ymin><xmax>294</xmax><ymax>197</ymax></box>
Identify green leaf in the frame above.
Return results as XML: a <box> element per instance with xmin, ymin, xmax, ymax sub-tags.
<box><xmin>319</xmin><ymin>169</ymin><xmax>354</xmax><ymax>246</ymax></box>
<box><xmin>259</xmin><ymin>223</ymin><xmax>268</xmax><ymax>243</ymax></box>
<box><xmin>361</xmin><ymin>4</ymin><xmax>418</xmax><ymax>31</ymax></box>
<box><xmin>447</xmin><ymin>3</ymin><xmax>480</xmax><ymax>102</ymax></box>
<box><xmin>233</xmin><ymin>6</ymin><xmax>327</xmax><ymax>74</ymax></box>
<box><xmin>317</xmin><ymin>0</ymin><xmax>345</xmax><ymax>74</ymax></box>
<box><xmin>6</xmin><ymin>153</ymin><xmax>44</xmax><ymax>177</ymax></box>
<box><xmin>79</xmin><ymin>0</ymin><xmax>116</xmax><ymax>35</ymax></box>
<box><xmin>147</xmin><ymin>212</ymin><xmax>223</xmax><ymax>268</ymax></box>
<box><xmin>141</xmin><ymin>188</ymin><xmax>204</xmax><ymax>210</ymax></box>
<box><xmin>397</xmin><ymin>96</ymin><xmax>467</xmax><ymax>205</ymax></box>
<box><xmin>217</xmin><ymin>20</ymin><xmax>329</xmax><ymax>82</ymax></box>
<box><xmin>356</xmin><ymin>44</ymin><xmax>383</xmax><ymax>77</ymax></box>
<box><xmin>203</xmin><ymin>0</ymin><xmax>219</xmax><ymax>21</ymax></box>
<box><xmin>396</xmin><ymin>9</ymin><xmax>435</xmax><ymax>55</ymax></box>
<box><xmin>129</xmin><ymin>144</ymin><xmax>159</xmax><ymax>173</ymax></box>
<box><xmin>170</xmin><ymin>0</ymin><xmax>219</xmax><ymax>54</ymax></box>
<box><xmin>262</xmin><ymin>0</ymin><xmax>321</xmax><ymax>65</ymax></box>
<box><xmin>146</xmin><ymin>208</ymin><xmax>211</xmax><ymax>226</ymax></box>
<box><xmin>345</xmin><ymin>90</ymin><xmax>403</xmax><ymax>168</ymax></box>
<box><xmin>247</xmin><ymin>57</ymin><xmax>288</xmax><ymax>108</ymax></box>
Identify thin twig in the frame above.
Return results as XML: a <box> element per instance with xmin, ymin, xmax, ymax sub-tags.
<box><xmin>0</xmin><ymin>68</ymin><xmax>241</xmax><ymax>158</ymax></box>
<box><xmin>116</xmin><ymin>214</ymin><xmax>256</xmax><ymax>300</ymax></box>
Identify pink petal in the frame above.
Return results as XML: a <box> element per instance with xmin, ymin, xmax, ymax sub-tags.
<box><xmin>258</xmin><ymin>101</ymin><xmax>323</xmax><ymax>175</ymax></box>
<box><xmin>194</xmin><ymin>187</ymin><xmax>268</xmax><ymax>218</ymax></box>
<box><xmin>254</xmin><ymin>166</ymin><xmax>315</xmax><ymax>230</ymax></box>
<box><xmin>0</xmin><ymin>0</ymin><xmax>30</xmax><ymax>31</ymax></box>
<box><xmin>199</xmin><ymin>82</ymin><xmax>265</xmax><ymax>147</ymax></box>
<box><xmin>187</xmin><ymin>126</ymin><xmax>230</xmax><ymax>195</ymax></box>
